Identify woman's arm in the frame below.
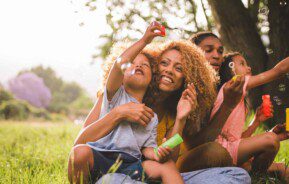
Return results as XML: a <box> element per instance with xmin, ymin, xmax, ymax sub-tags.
<box><xmin>247</xmin><ymin>57</ymin><xmax>289</xmax><ymax>90</ymax></box>
<box><xmin>74</xmin><ymin>107</ymin><xmax>123</xmax><ymax>146</ymax></box>
<box><xmin>165</xmin><ymin>84</ymin><xmax>197</xmax><ymax>161</ymax></box>
<box><xmin>184</xmin><ymin>77</ymin><xmax>245</xmax><ymax>149</ymax></box>
<box><xmin>83</xmin><ymin>94</ymin><xmax>103</xmax><ymax>128</ymax></box>
<box><xmin>74</xmin><ymin>102</ymin><xmax>154</xmax><ymax>145</ymax></box>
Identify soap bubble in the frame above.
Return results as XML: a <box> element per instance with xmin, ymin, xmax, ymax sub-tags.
<box><xmin>280</xmin><ymin>0</ymin><xmax>287</xmax><ymax>7</ymax></box>
<box><xmin>266</xmin><ymin>48</ymin><xmax>273</xmax><ymax>54</ymax></box>
<box><xmin>278</xmin><ymin>83</ymin><xmax>286</xmax><ymax>92</ymax></box>
<box><xmin>273</xmin><ymin>96</ymin><xmax>282</xmax><ymax>105</ymax></box>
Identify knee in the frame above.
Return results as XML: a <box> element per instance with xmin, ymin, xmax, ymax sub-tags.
<box><xmin>263</xmin><ymin>132</ymin><xmax>280</xmax><ymax>152</ymax></box>
<box><xmin>69</xmin><ymin>145</ymin><xmax>92</xmax><ymax>167</ymax></box>
<box><xmin>204</xmin><ymin>142</ymin><xmax>233</xmax><ymax>165</ymax></box>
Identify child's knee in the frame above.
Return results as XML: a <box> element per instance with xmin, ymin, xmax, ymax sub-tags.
<box><xmin>263</xmin><ymin>132</ymin><xmax>280</xmax><ymax>152</ymax></box>
<box><xmin>70</xmin><ymin>145</ymin><xmax>93</xmax><ymax>168</ymax></box>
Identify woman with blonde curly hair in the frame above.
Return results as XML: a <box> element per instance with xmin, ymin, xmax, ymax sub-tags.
<box><xmin>69</xmin><ymin>25</ymin><xmax>250</xmax><ymax>183</ymax></box>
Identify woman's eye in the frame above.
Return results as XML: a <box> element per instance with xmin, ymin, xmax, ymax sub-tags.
<box><xmin>160</xmin><ymin>61</ymin><xmax>168</xmax><ymax>66</ymax></box>
<box><xmin>176</xmin><ymin>66</ymin><xmax>183</xmax><ymax>72</ymax></box>
<box><xmin>205</xmin><ymin>49</ymin><xmax>213</xmax><ymax>53</ymax></box>
<box><xmin>142</xmin><ymin>63</ymin><xmax>149</xmax><ymax>67</ymax></box>
<box><xmin>218</xmin><ymin>48</ymin><xmax>224</xmax><ymax>54</ymax></box>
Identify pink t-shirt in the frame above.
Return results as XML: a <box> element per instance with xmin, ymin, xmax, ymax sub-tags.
<box><xmin>210</xmin><ymin>76</ymin><xmax>250</xmax><ymax>164</ymax></box>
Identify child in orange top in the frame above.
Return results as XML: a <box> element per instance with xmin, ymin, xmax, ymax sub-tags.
<box><xmin>211</xmin><ymin>52</ymin><xmax>289</xmax><ymax>174</ymax></box>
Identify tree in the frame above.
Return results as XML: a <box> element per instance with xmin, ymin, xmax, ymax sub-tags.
<box><xmin>89</xmin><ymin>0</ymin><xmax>289</xmax><ymax>125</ymax></box>
<box><xmin>207</xmin><ymin>0</ymin><xmax>289</xmax><ymax>125</ymax></box>
<box><xmin>8</xmin><ymin>72</ymin><xmax>52</xmax><ymax>108</ymax></box>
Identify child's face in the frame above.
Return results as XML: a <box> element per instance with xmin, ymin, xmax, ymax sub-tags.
<box><xmin>233</xmin><ymin>55</ymin><xmax>252</xmax><ymax>76</ymax></box>
<box><xmin>198</xmin><ymin>36</ymin><xmax>224</xmax><ymax>72</ymax></box>
<box><xmin>123</xmin><ymin>54</ymin><xmax>152</xmax><ymax>90</ymax></box>
<box><xmin>158</xmin><ymin>49</ymin><xmax>184</xmax><ymax>93</ymax></box>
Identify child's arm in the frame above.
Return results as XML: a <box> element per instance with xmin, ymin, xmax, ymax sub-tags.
<box><xmin>106</xmin><ymin>22</ymin><xmax>163</xmax><ymax>100</ymax></box>
<box><xmin>142</xmin><ymin>146</ymin><xmax>172</xmax><ymax>163</ymax></box>
<box><xmin>247</xmin><ymin>57</ymin><xmax>289</xmax><ymax>90</ymax></box>
<box><xmin>241</xmin><ymin>105</ymin><xmax>273</xmax><ymax>138</ymax></box>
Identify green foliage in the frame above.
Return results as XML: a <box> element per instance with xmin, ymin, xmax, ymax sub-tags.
<box><xmin>0</xmin><ymin>88</ymin><xmax>14</xmax><ymax>105</ymax></box>
<box><xmin>87</xmin><ymin>0</ymin><xmax>213</xmax><ymax>59</ymax></box>
<box><xmin>0</xmin><ymin>100</ymin><xmax>30</xmax><ymax>120</ymax></box>
<box><xmin>17</xmin><ymin>65</ymin><xmax>89</xmax><ymax>115</ymax></box>
<box><xmin>69</xmin><ymin>93</ymin><xmax>94</xmax><ymax>117</ymax></box>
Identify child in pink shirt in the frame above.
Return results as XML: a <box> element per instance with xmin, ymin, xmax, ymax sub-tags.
<box><xmin>211</xmin><ymin>52</ymin><xmax>289</xmax><ymax>175</ymax></box>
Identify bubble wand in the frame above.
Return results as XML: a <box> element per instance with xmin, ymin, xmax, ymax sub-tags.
<box><xmin>229</xmin><ymin>62</ymin><xmax>240</xmax><ymax>82</ymax></box>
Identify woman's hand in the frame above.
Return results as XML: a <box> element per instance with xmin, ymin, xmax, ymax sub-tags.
<box><xmin>141</xmin><ymin>21</ymin><xmax>164</xmax><ymax>44</ymax></box>
<box><xmin>270</xmin><ymin>123</ymin><xmax>289</xmax><ymax>141</ymax></box>
<box><xmin>255</xmin><ymin>105</ymin><xmax>273</xmax><ymax>122</ymax></box>
<box><xmin>114</xmin><ymin>102</ymin><xmax>154</xmax><ymax>127</ymax></box>
<box><xmin>176</xmin><ymin>83</ymin><xmax>197</xmax><ymax>121</ymax></box>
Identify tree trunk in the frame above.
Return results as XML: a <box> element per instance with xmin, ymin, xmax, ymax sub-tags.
<box><xmin>207</xmin><ymin>0</ymin><xmax>269</xmax><ymax>107</ymax></box>
<box><xmin>266</xmin><ymin>1</ymin><xmax>289</xmax><ymax>125</ymax></box>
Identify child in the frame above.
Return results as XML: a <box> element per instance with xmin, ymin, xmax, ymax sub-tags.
<box><xmin>87</xmin><ymin>22</ymin><xmax>184</xmax><ymax>183</ymax></box>
<box><xmin>211</xmin><ymin>52</ymin><xmax>289</xmax><ymax>174</ymax></box>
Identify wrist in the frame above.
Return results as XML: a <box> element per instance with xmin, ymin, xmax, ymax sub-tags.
<box><xmin>111</xmin><ymin>108</ymin><xmax>123</xmax><ymax>125</ymax></box>
<box><xmin>140</xmin><ymin>36</ymin><xmax>151</xmax><ymax>45</ymax></box>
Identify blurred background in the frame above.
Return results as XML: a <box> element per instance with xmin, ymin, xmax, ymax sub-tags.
<box><xmin>0</xmin><ymin>0</ymin><xmax>288</xmax><ymax>125</ymax></box>
<box><xmin>0</xmin><ymin>0</ymin><xmax>288</xmax><ymax>183</ymax></box>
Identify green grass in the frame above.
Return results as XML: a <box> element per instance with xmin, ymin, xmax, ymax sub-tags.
<box><xmin>0</xmin><ymin>121</ymin><xmax>288</xmax><ymax>183</ymax></box>
<box><xmin>0</xmin><ymin>121</ymin><xmax>81</xmax><ymax>184</ymax></box>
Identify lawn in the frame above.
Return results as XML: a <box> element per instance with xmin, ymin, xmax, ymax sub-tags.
<box><xmin>0</xmin><ymin>121</ymin><xmax>288</xmax><ymax>183</ymax></box>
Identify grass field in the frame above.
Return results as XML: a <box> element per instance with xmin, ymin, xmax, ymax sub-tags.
<box><xmin>0</xmin><ymin>121</ymin><xmax>288</xmax><ymax>183</ymax></box>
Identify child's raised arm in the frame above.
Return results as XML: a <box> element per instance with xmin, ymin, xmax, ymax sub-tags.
<box><xmin>106</xmin><ymin>22</ymin><xmax>164</xmax><ymax>100</ymax></box>
<box><xmin>247</xmin><ymin>57</ymin><xmax>289</xmax><ymax>90</ymax></box>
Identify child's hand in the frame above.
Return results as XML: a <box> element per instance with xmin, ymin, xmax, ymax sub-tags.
<box><xmin>270</xmin><ymin>123</ymin><xmax>289</xmax><ymax>141</ymax></box>
<box><xmin>255</xmin><ymin>105</ymin><xmax>273</xmax><ymax>122</ymax></box>
<box><xmin>153</xmin><ymin>138</ymin><xmax>173</xmax><ymax>163</ymax></box>
<box><xmin>141</xmin><ymin>21</ymin><xmax>165</xmax><ymax>44</ymax></box>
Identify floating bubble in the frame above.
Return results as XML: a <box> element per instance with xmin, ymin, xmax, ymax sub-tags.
<box><xmin>258</xmin><ymin>8</ymin><xmax>269</xmax><ymax>15</ymax></box>
<box><xmin>273</xmin><ymin>96</ymin><xmax>282</xmax><ymax>105</ymax></box>
<box><xmin>280</xmin><ymin>1</ymin><xmax>287</xmax><ymax>7</ymax></box>
<box><xmin>266</xmin><ymin>48</ymin><xmax>273</xmax><ymax>54</ymax></box>
<box><xmin>130</xmin><ymin>68</ymin><xmax>136</xmax><ymax>76</ymax></box>
<box><xmin>120</xmin><ymin>62</ymin><xmax>131</xmax><ymax>73</ymax></box>
<box><xmin>278</xmin><ymin>83</ymin><xmax>286</xmax><ymax>92</ymax></box>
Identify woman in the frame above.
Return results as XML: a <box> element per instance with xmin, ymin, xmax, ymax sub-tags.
<box><xmin>69</xmin><ymin>38</ymin><xmax>249</xmax><ymax>183</ymax></box>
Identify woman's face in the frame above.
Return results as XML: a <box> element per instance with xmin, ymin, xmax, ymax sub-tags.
<box><xmin>232</xmin><ymin>55</ymin><xmax>252</xmax><ymax>76</ymax></box>
<box><xmin>158</xmin><ymin>49</ymin><xmax>185</xmax><ymax>93</ymax></box>
<box><xmin>198</xmin><ymin>36</ymin><xmax>224</xmax><ymax>72</ymax></box>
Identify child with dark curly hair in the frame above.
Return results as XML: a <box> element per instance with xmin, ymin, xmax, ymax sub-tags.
<box><xmin>212</xmin><ymin>52</ymin><xmax>289</xmax><ymax>176</ymax></box>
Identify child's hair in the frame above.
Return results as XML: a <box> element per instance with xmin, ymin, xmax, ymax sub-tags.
<box><xmin>218</xmin><ymin>52</ymin><xmax>242</xmax><ymax>90</ymax></box>
<box><xmin>190</xmin><ymin>31</ymin><xmax>220</xmax><ymax>45</ymax></box>
<box><xmin>100</xmin><ymin>41</ymin><xmax>159</xmax><ymax>108</ymax></box>
<box><xmin>219</xmin><ymin>52</ymin><xmax>252</xmax><ymax>112</ymax></box>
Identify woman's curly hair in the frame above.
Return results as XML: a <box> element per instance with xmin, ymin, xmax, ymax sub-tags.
<box><xmin>157</xmin><ymin>40</ymin><xmax>219</xmax><ymax>133</ymax></box>
<box><xmin>100</xmin><ymin>41</ymin><xmax>160</xmax><ymax>108</ymax></box>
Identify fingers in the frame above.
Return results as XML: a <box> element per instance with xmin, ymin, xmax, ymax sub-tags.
<box><xmin>143</xmin><ymin>105</ymin><xmax>154</xmax><ymax>117</ymax></box>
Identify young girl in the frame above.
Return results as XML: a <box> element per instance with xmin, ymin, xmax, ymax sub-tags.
<box><xmin>211</xmin><ymin>52</ymin><xmax>289</xmax><ymax>174</ymax></box>
<box><xmin>68</xmin><ymin>22</ymin><xmax>185</xmax><ymax>184</ymax></box>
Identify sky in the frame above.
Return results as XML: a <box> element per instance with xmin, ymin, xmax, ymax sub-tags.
<box><xmin>0</xmin><ymin>0</ymin><xmax>109</xmax><ymax>97</ymax></box>
<box><xmin>0</xmin><ymin>0</ymin><xmax>214</xmax><ymax>98</ymax></box>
